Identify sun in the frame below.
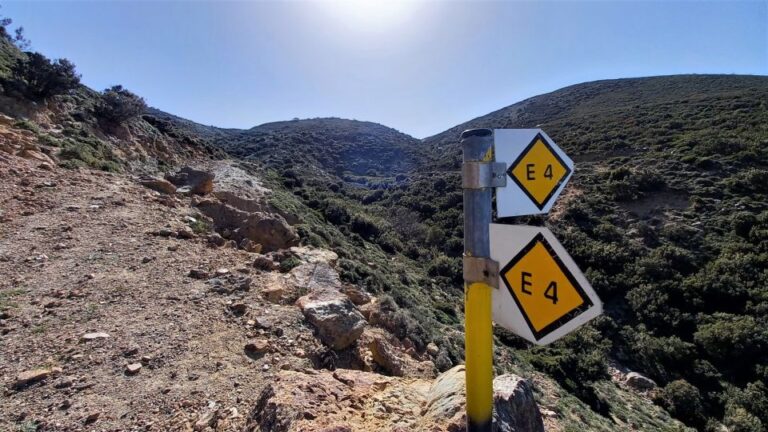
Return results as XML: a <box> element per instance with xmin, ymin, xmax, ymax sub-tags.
<box><xmin>324</xmin><ymin>0</ymin><xmax>416</xmax><ymax>33</ymax></box>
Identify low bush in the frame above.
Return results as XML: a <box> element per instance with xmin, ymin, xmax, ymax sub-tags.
<box><xmin>3</xmin><ymin>52</ymin><xmax>80</xmax><ymax>100</ymax></box>
<box><xmin>95</xmin><ymin>85</ymin><xmax>147</xmax><ymax>124</ymax></box>
<box><xmin>654</xmin><ymin>380</ymin><xmax>706</xmax><ymax>428</ymax></box>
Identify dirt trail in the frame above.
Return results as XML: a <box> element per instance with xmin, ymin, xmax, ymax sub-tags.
<box><xmin>0</xmin><ymin>159</ymin><xmax>319</xmax><ymax>431</ymax></box>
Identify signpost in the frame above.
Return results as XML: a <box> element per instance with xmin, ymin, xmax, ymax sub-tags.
<box><xmin>460</xmin><ymin>128</ymin><xmax>601</xmax><ymax>431</ymax></box>
<box><xmin>490</xmin><ymin>224</ymin><xmax>601</xmax><ymax>345</ymax></box>
<box><xmin>495</xmin><ymin>129</ymin><xmax>574</xmax><ymax>217</ymax></box>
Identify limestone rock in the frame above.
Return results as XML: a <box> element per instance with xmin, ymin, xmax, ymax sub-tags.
<box><xmin>195</xmin><ymin>199</ymin><xmax>299</xmax><ymax>252</ymax></box>
<box><xmin>13</xmin><ymin>367</ymin><xmax>62</xmax><ymax>389</ymax></box>
<box><xmin>166</xmin><ymin>166</ymin><xmax>214</xmax><ymax>195</ymax></box>
<box><xmin>125</xmin><ymin>363</ymin><xmax>142</xmax><ymax>375</ymax></box>
<box><xmin>297</xmin><ymin>290</ymin><xmax>366</xmax><ymax>350</ymax></box>
<box><xmin>421</xmin><ymin>365</ymin><xmax>467</xmax><ymax>426</ymax></box>
<box><xmin>287</xmin><ymin>261</ymin><xmax>342</xmax><ymax>293</ymax></box>
<box><xmin>177</xmin><ymin>225</ymin><xmax>196</xmax><ymax>239</ymax></box>
<box><xmin>139</xmin><ymin>176</ymin><xmax>177</xmax><ymax>194</ymax></box>
<box><xmin>288</xmin><ymin>247</ymin><xmax>338</xmax><ymax>265</ymax></box>
<box><xmin>493</xmin><ymin>374</ymin><xmax>544</xmax><ymax>432</ymax></box>
<box><xmin>245</xmin><ymin>339</ymin><xmax>271</xmax><ymax>358</ymax></box>
<box><xmin>360</xmin><ymin>329</ymin><xmax>435</xmax><ymax>378</ymax></box>
<box><xmin>341</xmin><ymin>285</ymin><xmax>372</xmax><ymax>306</ymax></box>
<box><xmin>194</xmin><ymin>405</ymin><xmax>219</xmax><ymax>431</ymax></box>
<box><xmin>81</xmin><ymin>332</ymin><xmax>110</xmax><ymax>341</ymax></box>
<box><xmin>427</xmin><ymin>342</ymin><xmax>440</xmax><ymax>357</ymax></box>
<box><xmin>625</xmin><ymin>372</ymin><xmax>657</xmax><ymax>391</ymax></box>
<box><xmin>420</xmin><ymin>366</ymin><xmax>544</xmax><ymax>432</ymax></box>
<box><xmin>262</xmin><ymin>285</ymin><xmax>286</xmax><ymax>303</ymax></box>
<box><xmin>238</xmin><ymin>213</ymin><xmax>299</xmax><ymax>252</ymax></box>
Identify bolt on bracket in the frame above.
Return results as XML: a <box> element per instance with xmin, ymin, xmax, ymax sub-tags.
<box><xmin>463</xmin><ymin>256</ymin><xmax>500</xmax><ymax>288</ymax></box>
<box><xmin>462</xmin><ymin>162</ymin><xmax>507</xmax><ymax>189</ymax></box>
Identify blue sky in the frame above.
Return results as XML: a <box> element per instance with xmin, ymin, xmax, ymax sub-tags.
<box><xmin>4</xmin><ymin>0</ymin><xmax>767</xmax><ymax>138</ymax></box>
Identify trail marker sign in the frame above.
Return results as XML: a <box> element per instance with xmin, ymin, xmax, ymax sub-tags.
<box><xmin>495</xmin><ymin>129</ymin><xmax>573</xmax><ymax>217</ymax></box>
<box><xmin>489</xmin><ymin>223</ymin><xmax>601</xmax><ymax>345</ymax></box>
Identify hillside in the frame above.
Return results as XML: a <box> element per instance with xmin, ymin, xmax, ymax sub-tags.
<box><xmin>213</xmin><ymin>75</ymin><xmax>768</xmax><ymax>431</ymax></box>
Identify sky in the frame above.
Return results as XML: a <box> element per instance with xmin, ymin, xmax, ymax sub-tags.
<box><xmin>4</xmin><ymin>0</ymin><xmax>767</xmax><ymax>138</ymax></box>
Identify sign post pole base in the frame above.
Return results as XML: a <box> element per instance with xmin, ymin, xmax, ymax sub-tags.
<box><xmin>461</xmin><ymin>128</ymin><xmax>495</xmax><ymax>432</ymax></box>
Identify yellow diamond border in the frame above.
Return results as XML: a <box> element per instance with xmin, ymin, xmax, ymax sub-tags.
<box><xmin>506</xmin><ymin>133</ymin><xmax>572</xmax><ymax>210</ymax></box>
<box><xmin>499</xmin><ymin>232</ymin><xmax>593</xmax><ymax>340</ymax></box>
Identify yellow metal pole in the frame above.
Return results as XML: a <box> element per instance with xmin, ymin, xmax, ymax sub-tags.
<box><xmin>461</xmin><ymin>129</ymin><xmax>495</xmax><ymax>432</ymax></box>
<box><xmin>465</xmin><ymin>281</ymin><xmax>493</xmax><ymax>429</ymax></box>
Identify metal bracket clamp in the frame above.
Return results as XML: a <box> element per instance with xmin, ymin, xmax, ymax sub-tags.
<box><xmin>463</xmin><ymin>256</ymin><xmax>500</xmax><ymax>288</ymax></box>
<box><xmin>462</xmin><ymin>162</ymin><xmax>507</xmax><ymax>189</ymax></box>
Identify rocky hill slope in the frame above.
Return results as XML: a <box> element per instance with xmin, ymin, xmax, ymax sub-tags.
<box><xmin>197</xmin><ymin>75</ymin><xmax>768</xmax><ymax>431</ymax></box>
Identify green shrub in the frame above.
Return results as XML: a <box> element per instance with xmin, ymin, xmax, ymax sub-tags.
<box><xmin>731</xmin><ymin>212</ymin><xmax>757</xmax><ymax>238</ymax></box>
<box><xmin>694</xmin><ymin>314</ymin><xmax>767</xmax><ymax>371</ymax></box>
<box><xmin>59</xmin><ymin>137</ymin><xmax>121</xmax><ymax>172</ymax></box>
<box><xmin>427</xmin><ymin>255</ymin><xmax>459</xmax><ymax>280</ymax></box>
<box><xmin>655</xmin><ymin>379</ymin><xmax>706</xmax><ymax>428</ymax></box>
<box><xmin>323</xmin><ymin>201</ymin><xmax>350</xmax><ymax>225</ymax></box>
<box><xmin>13</xmin><ymin>119</ymin><xmax>39</xmax><ymax>132</ymax></box>
<box><xmin>95</xmin><ymin>85</ymin><xmax>147</xmax><ymax>124</ymax></box>
<box><xmin>4</xmin><ymin>52</ymin><xmax>80</xmax><ymax>100</ymax></box>
<box><xmin>279</xmin><ymin>256</ymin><xmax>301</xmax><ymax>273</ymax></box>
<box><xmin>377</xmin><ymin>231</ymin><xmax>404</xmax><ymax>253</ymax></box>
<box><xmin>622</xmin><ymin>326</ymin><xmax>695</xmax><ymax>382</ymax></box>
<box><xmin>727</xmin><ymin>169</ymin><xmax>768</xmax><ymax>193</ymax></box>
<box><xmin>723</xmin><ymin>406</ymin><xmax>764</xmax><ymax>432</ymax></box>
<box><xmin>350</xmin><ymin>213</ymin><xmax>382</xmax><ymax>240</ymax></box>
<box><xmin>189</xmin><ymin>219</ymin><xmax>211</xmax><ymax>234</ymax></box>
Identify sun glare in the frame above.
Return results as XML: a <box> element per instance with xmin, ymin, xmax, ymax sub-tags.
<box><xmin>324</xmin><ymin>0</ymin><xmax>416</xmax><ymax>33</ymax></box>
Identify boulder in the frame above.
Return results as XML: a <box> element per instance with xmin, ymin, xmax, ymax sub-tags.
<box><xmin>420</xmin><ymin>366</ymin><xmax>544</xmax><ymax>432</ymax></box>
<box><xmin>427</xmin><ymin>342</ymin><xmax>440</xmax><ymax>357</ymax></box>
<box><xmin>359</xmin><ymin>329</ymin><xmax>435</xmax><ymax>378</ymax></box>
<box><xmin>288</xmin><ymin>247</ymin><xmax>338</xmax><ymax>265</ymax></box>
<box><xmin>625</xmin><ymin>372</ymin><xmax>657</xmax><ymax>391</ymax></box>
<box><xmin>369</xmin><ymin>334</ymin><xmax>407</xmax><ymax>376</ymax></box>
<box><xmin>195</xmin><ymin>199</ymin><xmax>299</xmax><ymax>252</ymax></box>
<box><xmin>166</xmin><ymin>166</ymin><xmax>214</xmax><ymax>195</ymax></box>
<box><xmin>341</xmin><ymin>285</ymin><xmax>372</xmax><ymax>306</ymax></box>
<box><xmin>238</xmin><ymin>213</ymin><xmax>299</xmax><ymax>252</ymax></box>
<box><xmin>421</xmin><ymin>365</ymin><xmax>466</xmax><ymax>426</ymax></box>
<box><xmin>139</xmin><ymin>176</ymin><xmax>177</xmax><ymax>194</ymax></box>
<box><xmin>297</xmin><ymin>290</ymin><xmax>366</xmax><ymax>350</ymax></box>
<box><xmin>493</xmin><ymin>374</ymin><xmax>544</xmax><ymax>432</ymax></box>
<box><xmin>288</xmin><ymin>262</ymin><xmax>343</xmax><ymax>293</ymax></box>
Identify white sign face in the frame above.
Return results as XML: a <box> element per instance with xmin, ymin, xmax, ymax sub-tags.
<box><xmin>489</xmin><ymin>224</ymin><xmax>601</xmax><ymax>345</ymax></box>
<box><xmin>495</xmin><ymin>129</ymin><xmax>574</xmax><ymax>217</ymax></box>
